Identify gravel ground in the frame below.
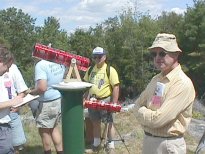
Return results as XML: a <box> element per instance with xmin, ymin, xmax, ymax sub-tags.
<box><xmin>190</xmin><ymin>99</ymin><xmax>205</xmax><ymax>141</ymax></box>
<box><xmin>188</xmin><ymin>118</ymin><xmax>205</xmax><ymax>141</ymax></box>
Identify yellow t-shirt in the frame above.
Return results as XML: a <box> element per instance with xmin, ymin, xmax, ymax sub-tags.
<box><xmin>84</xmin><ymin>63</ymin><xmax>119</xmax><ymax>98</ymax></box>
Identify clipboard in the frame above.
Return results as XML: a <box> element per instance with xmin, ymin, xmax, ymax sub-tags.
<box><xmin>13</xmin><ymin>94</ymin><xmax>39</xmax><ymax>108</ymax></box>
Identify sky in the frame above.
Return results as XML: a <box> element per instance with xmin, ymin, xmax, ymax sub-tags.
<box><xmin>0</xmin><ymin>0</ymin><xmax>194</xmax><ymax>34</ymax></box>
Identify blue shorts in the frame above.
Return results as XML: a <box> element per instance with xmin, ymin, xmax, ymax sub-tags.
<box><xmin>9</xmin><ymin>112</ymin><xmax>26</xmax><ymax>147</ymax></box>
<box><xmin>0</xmin><ymin>123</ymin><xmax>15</xmax><ymax>154</ymax></box>
<box><xmin>88</xmin><ymin>97</ymin><xmax>114</xmax><ymax>123</ymax></box>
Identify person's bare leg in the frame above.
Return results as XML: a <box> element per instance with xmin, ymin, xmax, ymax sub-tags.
<box><xmin>39</xmin><ymin>128</ymin><xmax>52</xmax><ymax>151</ymax></box>
<box><xmin>108</xmin><ymin>123</ymin><xmax>115</xmax><ymax>148</ymax></box>
<box><xmin>51</xmin><ymin>126</ymin><xmax>63</xmax><ymax>152</ymax></box>
<box><xmin>93</xmin><ymin>120</ymin><xmax>101</xmax><ymax>138</ymax></box>
<box><xmin>85</xmin><ymin>120</ymin><xmax>102</xmax><ymax>153</ymax></box>
<box><xmin>93</xmin><ymin>120</ymin><xmax>101</xmax><ymax>147</ymax></box>
<box><xmin>108</xmin><ymin>123</ymin><xmax>115</xmax><ymax>140</ymax></box>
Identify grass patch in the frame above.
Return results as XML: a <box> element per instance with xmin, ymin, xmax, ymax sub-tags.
<box><xmin>192</xmin><ymin>111</ymin><xmax>204</xmax><ymax>119</ymax></box>
<box><xmin>19</xmin><ymin>105</ymin><xmax>198</xmax><ymax>154</ymax></box>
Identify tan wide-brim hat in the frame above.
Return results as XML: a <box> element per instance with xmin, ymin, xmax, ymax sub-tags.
<box><xmin>148</xmin><ymin>33</ymin><xmax>182</xmax><ymax>52</ymax></box>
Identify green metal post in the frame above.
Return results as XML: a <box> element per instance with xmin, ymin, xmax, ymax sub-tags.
<box><xmin>60</xmin><ymin>90</ymin><xmax>85</xmax><ymax>154</ymax></box>
<box><xmin>53</xmin><ymin>82</ymin><xmax>92</xmax><ymax>154</ymax></box>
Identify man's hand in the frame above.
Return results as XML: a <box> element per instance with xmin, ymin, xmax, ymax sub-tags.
<box><xmin>11</xmin><ymin>95</ymin><xmax>23</xmax><ymax>107</ymax></box>
<box><xmin>10</xmin><ymin>107</ymin><xmax>19</xmax><ymax>112</ymax></box>
<box><xmin>24</xmin><ymin>88</ymin><xmax>31</xmax><ymax>95</ymax></box>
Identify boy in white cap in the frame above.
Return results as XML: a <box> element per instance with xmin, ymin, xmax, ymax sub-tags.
<box><xmin>84</xmin><ymin>47</ymin><xmax>120</xmax><ymax>153</ymax></box>
<box><xmin>134</xmin><ymin>33</ymin><xmax>195</xmax><ymax>154</ymax></box>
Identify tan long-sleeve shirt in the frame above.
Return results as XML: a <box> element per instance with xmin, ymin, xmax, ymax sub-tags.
<box><xmin>135</xmin><ymin>64</ymin><xmax>196</xmax><ymax>137</ymax></box>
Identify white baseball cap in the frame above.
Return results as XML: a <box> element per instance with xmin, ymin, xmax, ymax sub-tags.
<box><xmin>92</xmin><ymin>47</ymin><xmax>107</xmax><ymax>55</ymax></box>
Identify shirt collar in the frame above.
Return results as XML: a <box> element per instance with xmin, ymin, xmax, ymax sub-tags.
<box><xmin>95</xmin><ymin>63</ymin><xmax>107</xmax><ymax>70</ymax></box>
<box><xmin>161</xmin><ymin>64</ymin><xmax>181</xmax><ymax>81</ymax></box>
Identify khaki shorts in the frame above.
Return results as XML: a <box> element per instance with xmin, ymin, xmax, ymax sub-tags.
<box><xmin>36</xmin><ymin>98</ymin><xmax>61</xmax><ymax>128</ymax></box>
<box><xmin>142</xmin><ymin>134</ymin><xmax>186</xmax><ymax>154</ymax></box>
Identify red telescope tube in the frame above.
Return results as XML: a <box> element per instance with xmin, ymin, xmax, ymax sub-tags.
<box><xmin>84</xmin><ymin>100</ymin><xmax>122</xmax><ymax>112</ymax></box>
<box><xmin>32</xmin><ymin>43</ymin><xmax>90</xmax><ymax>71</ymax></box>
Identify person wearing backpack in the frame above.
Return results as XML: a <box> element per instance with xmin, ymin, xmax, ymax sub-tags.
<box><xmin>84</xmin><ymin>47</ymin><xmax>120</xmax><ymax>154</ymax></box>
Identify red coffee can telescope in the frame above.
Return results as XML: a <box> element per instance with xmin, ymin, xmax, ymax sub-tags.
<box><xmin>84</xmin><ymin>100</ymin><xmax>122</xmax><ymax>112</ymax></box>
<box><xmin>32</xmin><ymin>43</ymin><xmax>90</xmax><ymax>71</ymax></box>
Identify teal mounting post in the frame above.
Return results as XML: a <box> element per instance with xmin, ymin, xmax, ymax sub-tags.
<box><xmin>53</xmin><ymin>82</ymin><xmax>92</xmax><ymax>154</ymax></box>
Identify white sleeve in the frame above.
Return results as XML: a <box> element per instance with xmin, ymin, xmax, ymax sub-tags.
<box><xmin>10</xmin><ymin>64</ymin><xmax>28</xmax><ymax>93</ymax></box>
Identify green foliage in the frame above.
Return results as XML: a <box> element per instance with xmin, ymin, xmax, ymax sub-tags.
<box><xmin>69</xmin><ymin>29</ymin><xmax>95</xmax><ymax>57</ymax></box>
<box><xmin>0</xmin><ymin>7</ymin><xmax>36</xmax><ymax>85</ymax></box>
<box><xmin>178</xmin><ymin>0</ymin><xmax>205</xmax><ymax>96</ymax></box>
<box><xmin>180</xmin><ymin>0</ymin><xmax>205</xmax><ymax>53</ymax></box>
<box><xmin>0</xmin><ymin>36</ymin><xmax>11</xmax><ymax>48</ymax></box>
<box><xmin>35</xmin><ymin>16</ymin><xmax>70</xmax><ymax>50</ymax></box>
<box><xmin>192</xmin><ymin>110</ymin><xmax>204</xmax><ymax>119</ymax></box>
<box><xmin>157</xmin><ymin>11</ymin><xmax>183</xmax><ymax>34</ymax></box>
<box><xmin>0</xmin><ymin>2</ymin><xmax>205</xmax><ymax>97</ymax></box>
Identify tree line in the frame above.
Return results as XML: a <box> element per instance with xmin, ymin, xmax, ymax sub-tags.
<box><xmin>0</xmin><ymin>0</ymin><xmax>204</xmax><ymax>99</ymax></box>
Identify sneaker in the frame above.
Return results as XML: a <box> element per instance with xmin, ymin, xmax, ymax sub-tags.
<box><xmin>18</xmin><ymin>145</ymin><xmax>24</xmax><ymax>151</ymax></box>
<box><xmin>84</xmin><ymin>145</ymin><xmax>102</xmax><ymax>153</ymax></box>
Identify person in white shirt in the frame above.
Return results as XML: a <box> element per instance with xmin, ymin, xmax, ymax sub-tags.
<box><xmin>0</xmin><ymin>44</ymin><xmax>23</xmax><ymax>154</ymax></box>
<box><xmin>8</xmin><ymin>64</ymin><xmax>29</xmax><ymax>153</ymax></box>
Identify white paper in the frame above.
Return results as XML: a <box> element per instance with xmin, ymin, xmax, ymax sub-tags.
<box><xmin>52</xmin><ymin>81</ymin><xmax>93</xmax><ymax>90</ymax></box>
<box><xmin>13</xmin><ymin>94</ymin><xmax>39</xmax><ymax>108</ymax></box>
<box><xmin>155</xmin><ymin>82</ymin><xmax>165</xmax><ymax>96</ymax></box>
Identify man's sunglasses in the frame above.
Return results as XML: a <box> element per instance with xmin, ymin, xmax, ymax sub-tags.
<box><xmin>150</xmin><ymin>51</ymin><xmax>167</xmax><ymax>58</ymax></box>
<box><xmin>93</xmin><ymin>55</ymin><xmax>103</xmax><ymax>59</ymax></box>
